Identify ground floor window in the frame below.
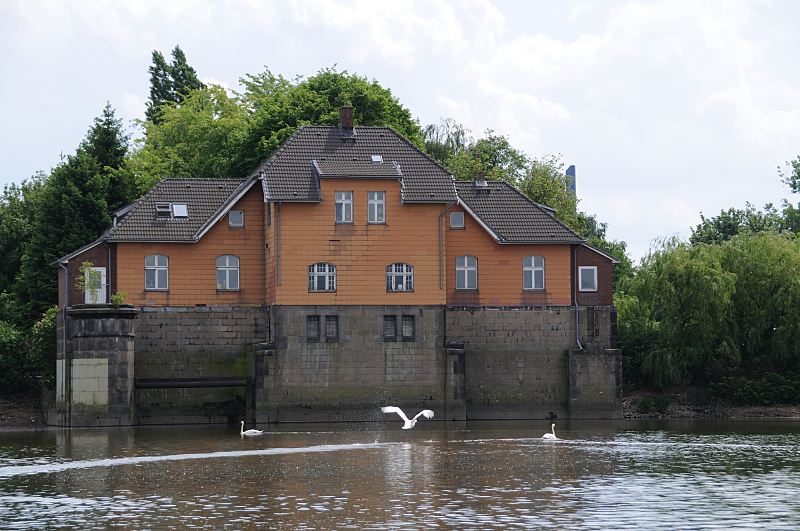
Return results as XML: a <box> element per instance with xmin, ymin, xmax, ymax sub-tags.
<box><xmin>307</xmin><ymin>315</ymin><xmax>320</xmax><ymax>341</ymax></box>
<box><xmin>401</xmin><ymin>315</ymin><xmax>415</xmax><ymax>341</ymax></box>
<box><xmin>383</xmin><ymin>315</ymin><xmax>397</xmax><ymax>341</ymax></box>
<box><xmin>325</xmin><ymin>315</ymin><xmax>339</xmax><ymax>341</ymax></box>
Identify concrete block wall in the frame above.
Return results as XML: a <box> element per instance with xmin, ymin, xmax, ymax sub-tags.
<box><xmin>54</xmin><ymin>306</ymin><xmax>137</xmax><ymax>427</ymax></box>
<box><xmin>266</xmin><ymin>305</ymin><xmax>448</xmax><ymax>422</ymax></box>
<box><xmin>134</xmin><ymin>306</ymin><xmax>269</xmax><ymax>423</ymax></box>
<box><xmin>446</xmin><ymin>306</ymin><xmax>618</xmax><ymax>419</ymax></box>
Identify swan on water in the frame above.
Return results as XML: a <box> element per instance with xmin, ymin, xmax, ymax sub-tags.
<box><xmin>542</xmin><ymin>423</ymin><xmax>557</xmax><ymax>440</ymax></box>
<box><xmin>381</xmin><ymin>406</ymin><xmax>434</xmax><ymax>429</ymax></box>
<box><xmin>240</xmin><ymin>420</ymin><xmax>264</xmax><ymax>437</ymax></box>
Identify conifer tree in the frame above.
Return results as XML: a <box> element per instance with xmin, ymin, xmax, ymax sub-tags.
<box><xmin>169</xmin><ymin>45</ymin><xmax>204</xmax><ymax>101</ymax></box>
<box><xmin>145</xmin><ymin>50</ymin><xmax>173</xmax><ymax>124</ymax></box>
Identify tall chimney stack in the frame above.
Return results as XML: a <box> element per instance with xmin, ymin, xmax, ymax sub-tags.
<box><xmin>339</xmin><ymin>106</ymin><xmax>354</xmax><ymax>130</ymax></box>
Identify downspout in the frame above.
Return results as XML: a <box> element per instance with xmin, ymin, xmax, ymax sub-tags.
<box><xmin>103</xmin><ymin>241</ymin><xmax>112</xmax><ymax>302</ymax></box>
<box><xmin>276</xmin><ymin>202</ymin><xmax>281</xmax><ymax>286</ymax></box>
<box><xmin>573</xmin><ymin>245</ymin><xmax>583</xmax><ymax>351</ymax></box>
<box><xmin>57</xmin><ymin>261</ymin><xmax>71</xmax><ymax>427</ymax></box>
<box><xmin>438</xmin><ymin>202</ymin><xmax>456</xmax><ymax>289</ymax></box>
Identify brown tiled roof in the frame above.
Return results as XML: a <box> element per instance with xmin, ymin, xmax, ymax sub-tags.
<box><xmin>106</xmin><ymin>177</ymin><xmax>254</xmax><ymax>242</ymax></box>
<box><xmin>254</xmin><ymin>126</ymin><xmax>457</xmax><ymax>202</ymax></box>
<box><xmin>455</xmin><ymin>180</ymin><xmax>584</xmax><ymax>244</ymax></box>
<box><xmin>313</xmin><ymin>160</ymin><xmax>402</xmax><ymax>178</ymax></box>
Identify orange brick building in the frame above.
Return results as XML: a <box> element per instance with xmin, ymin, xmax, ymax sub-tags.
<box><xmin>54</xmin><ymin>108</ymin><xmax>621</xmax><ymax>426</ymax></box>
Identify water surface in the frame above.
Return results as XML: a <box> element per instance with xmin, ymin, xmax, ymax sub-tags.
<box><xmin>0</xmin><ymin>420</ymin><xmax>798</xmax><ymax>529</ymax></box>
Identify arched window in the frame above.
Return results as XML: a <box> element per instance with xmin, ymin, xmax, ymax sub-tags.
<box><xmin>144</xmin><ymin>254</ymin><xmax>168</xmax><ymax>290</ymax></box>
<box><xmin>216</xmin><ymin>255</ymin><xmax>240</xmax><ymax>290</ymax></box>
<box><xmin>308</xmin><ymin>263</ymin><xmax>336</xmax><ymax>292</ymax></box>
<box><xmin>386</xmin><ymin>263</ymin><xmax>414</xmax><ymax>292</ymax></box>
<box><xmin>455</xmin><ymin>255</ymin><xmax>477</xmax><ymax>290</ymax></box>
<box><xmin>523</xmin><ymin>256</ymin><xmax>545</xmax><ymax>290</ymax></box>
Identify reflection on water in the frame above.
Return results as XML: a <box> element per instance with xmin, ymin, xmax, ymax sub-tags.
<box><xmin>0</xmin><ymin>420</ymin><xmax>798</xmax><ymax>529</ymax></box>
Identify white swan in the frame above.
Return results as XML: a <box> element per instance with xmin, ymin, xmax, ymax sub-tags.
<box><xmin>542</xmin><ymin>423</ymin><xmax>557</xmax><ymax>440</ymax></box>
<box><xmin>240</xmin><ymin>420</ymin><xmax>264</xmax><ymax>437</ymax></box>
<box><xmin>381</xmin><ymin>406</ymin><xmax>434</xmax><ymax>429</ymax></box>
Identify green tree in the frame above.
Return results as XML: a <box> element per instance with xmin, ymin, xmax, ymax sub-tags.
<box><xmin>16</xmin><ymin>149</ymin><xmax>110</xmax><ymax>321</ymax></box>
<box><xmin>82</xmin><ymin>104</ymin><xmax>135</xmax><ymax>212</ymax></box>
<box><xmin>446</xmin><ymin>131</ymin><xmax>529</xmax><ymax>184</ymax></box>
<box><xmin>145</xmin><ymin>45</ymin><xmax>205</xmax><ymax>124</ymax></box>
<box><xmin>779</xmin><ymin>156</ymin><xmax>800</xmax><ymax>194</ymax></box>
<box><xmin>422</xmin><ymin>118</ymin><xmax>471</xmax><ymax>165</ymax></box>
<box><xmin>169</xmin><ymin>45</ymin><xmax>204</xmax><ymax>100</ymax></box>
<box><xmin>690</xmin><ymin>203</ymin><xmax>783</xmax><ymax>245</ymax></box>
<box><xmin>719</xmin><ymin>233</ymin><xmax>800</xmax><ymax>375</ymax></box>
<box><xmin>623</xmin><ymin>238</ymin><xmax>738</xmax><ymax>388</ymax></box>
<box><xmin>145</xmin><ymin>50</ymin><xmax>173</xmax><ymax>124</ymax></box>
<box><xmin>234</xmin><ymin>67</ymin><xmax>423</xmax><ymax>175</ymax></box>
<box><xmin>126</xmin><ymin>85</ymin><xmax>249</xmax><ymax>190</ymax></box>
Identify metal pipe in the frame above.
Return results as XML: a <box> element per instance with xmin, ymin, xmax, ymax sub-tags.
<box><xmin>573</xmin><ymin>246</ymin><xmax>583</xmax><ymax>351</ymax></box>
<box><xmin>57</xmin><ymin>261</ymin><xmax>71</xmax><ymax>427</ymax></box>
<box><xmin>276</xmin><ymin>202</ymin><xmax>281</xmax><ymax>286</ymax></box>
<box><xmin>438</xmin><ymin>202</ymin><xmax>456</xmax><ymax>289</ymax></box>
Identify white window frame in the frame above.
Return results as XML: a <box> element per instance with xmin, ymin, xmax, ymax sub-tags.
<box><xmin>523</xmin><ymin>256</ymin><xmax>545</xmax><ymax>290</ymax></box>
<box><xmin>171</xmin><ymin>203</ymin><xmax>188</xmax><ymax>218</ymax></box>
<box><xmin>579</xmin><ymin>265</ymin><xmax>598</xmax><ymax>292</ymax></box>
<box><xmin>368</xmin><ymin>191</ymin><xmax>386</xmax><ymax>224</ymax></box>
<box><xmin>308</xmin><ymin>263</ymin><xmax>336</xmax><ymax>292</ymax></box>
<box><xmin>229</xmin><ymin>210</ymin><xmax>244</xmax><ymax>227</ymax></box>
<box><xmin>84</xmin><ymin>267</ymin><xmax>107</xmax><ymax>304</ymax></box>
<box><xmin>145</xmin><ymin>254</ymin><xmax>168</xmax><ymax>290</ymax></box>
<box><xmin>455</xmin><ymin>255</ymin><xmax>477</xmax><ymax>290</ymax></box>
<box><xmin>450</xmin><ymin>211</ymin><xmax>465</xmax><ymax>228</ymax></box>
<box><xmin>335</xmin><ymin>191</ymin><xmax>353</xmax><ymax>223</ymax></box>
<box><xmin>386</xmin><ymin>263</ymin><xmax>414</xmax><ymax>292</ymax></box>
<box><xmin>216</xmin><ymin>255</ymin><xmax>240</xmax><ymax>291</ymax></box>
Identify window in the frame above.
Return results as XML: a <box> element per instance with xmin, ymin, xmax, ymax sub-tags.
<box><xmin>371</xmin><ymin>154</ymin><xmax>383</xmax><ymax>163</ymax></box>
<box><xmin>368</xmin><ymin>191</ymin><xmax>385</xmax><ymax>223</ymax></box>
<box><xmin>145</xmin><ymin>255</ymin><xmax>168</xmax><ymax>290</ymax></box>
<box><xmin>579</xmin><ymin>266</ymin><xmax>598</xmax><ymax>292</ymax></box>
<box><xmin>325</xmin><ymin>315</ymin><xmax>339</xmax><ymax>340</ymax></box>
<box><xmin>455</xmin><ymin>255</ymin><xmax>477</xmax><ymax>290</ymax></box>
<box><xmin>172</xmin><ymin>203</ymin><xmax>188</xmax><ymax>218</ymax></box>
<box><xmin>401</xmin><ymin>315</ymin><xmax>415</xmax><ymax>341</ymax></box>
<box><xmin>450</xmin><ymin>211</ymin><xmax>465</xmax><ymax>228</ymax></box>
<box><xmin>307</xmin><ymin>315</ymin><xmax>320</xmax><ymax>342</ymax></box>
<box><xmin>523</xmin><ymin>256</ymin><xmax>545</xmax><ymax>290</ymax></box>
<box><xmin>156</xmin><ymin>203</ymin><xmax>171</xmax><ymax>218</ymax></box>
<box><xmin>335</xmin><ymin>191</ymin><xmax>353</xmax><ymax>223</ymax></box>
<box><xmin>386</xmin><ymin>263</ymin><xmax>414</xmax><ymax>292</ymax></box>
<box><xmin>216</xmin><ymin>255</ymin><xmax>240</xmax><ymax>290</ymax></box>
<box><xmin>308</xmin><ymin>263</ymin><xmax>336</xmax><ymax>292</ymax></box>
<box><xmin>229</xmin><ymin>210</ymin><xmax>244</xmax><ymax>227</ymax></box>
<box><xmin>383</xmin><ymin>315</ymin><xmax>397</xmax><ymax>341</ymax></box>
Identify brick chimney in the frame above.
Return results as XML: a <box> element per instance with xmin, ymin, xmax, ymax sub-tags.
<box><xmin>339</xmin><ymin>106</ymin><xmax>354</xmax><ymax>130</ymax></box>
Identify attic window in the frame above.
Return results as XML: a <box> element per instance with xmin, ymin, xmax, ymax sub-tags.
<box><xmin>371</xmin><ymin>154</ymin><xmax>383</xmax><ymax>164</ymax></box>
<box><xmin>172</xmin><ymin>203</ymin><xmax>189</xmax><ymax>218</ymax></box>
<box><xmin>156</xmin><ymin>203</ymin><xmax>171</xmax><ymax>218</ymax></box>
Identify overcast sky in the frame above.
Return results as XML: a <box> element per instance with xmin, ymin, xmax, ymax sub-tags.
<box><xmin>2</xmin><ymin>0</ymin><xmax>799</xmax><ymax>262</ymax></box>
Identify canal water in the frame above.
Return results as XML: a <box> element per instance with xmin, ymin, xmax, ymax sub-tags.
<box><xmin>0</xmin><ymin>419</ymin><xmax>798</xmax><ymax>529</ymax></box>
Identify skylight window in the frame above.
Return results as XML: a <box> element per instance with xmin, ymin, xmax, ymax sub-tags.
<box><xmin>371</xmin><ymin>154</ymin><xmax>383</xmax><ymax>164</ymax></box>
<box><xmin>156</xmin><ymin>203</ymin><xmax>171</xmax><ymax>218</ymax></box>
<box><xmin>172</xmin><ymin>203</ymin><xmax>188</xmax><ymax>218</ymax></box>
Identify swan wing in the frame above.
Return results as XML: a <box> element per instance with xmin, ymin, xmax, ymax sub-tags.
<box><xmin>413</xmin><ymin>409</ymin><xmax>434</xmax><ymax>421</ymax></box>
<box><xmin>381</xmin><ymin>406</ymin><xmax>410</xmax><ymax>422</ymax></box>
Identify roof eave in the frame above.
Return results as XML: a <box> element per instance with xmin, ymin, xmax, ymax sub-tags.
<box><xmin>457</xmin><ymin>199</ymin><xmax>502</xmax><ymax>243</ymax></box>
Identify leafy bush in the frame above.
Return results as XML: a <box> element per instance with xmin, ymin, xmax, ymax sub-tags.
<box><xmin>638</xmin><ymin>395</ymin><xmax>672</xmax><ymax>414</ymax></box>
<box><xmin>711</xmin><ymin>372</ymin><xmax>800</xmax><ymax>405</ymax></box>
<box><xmin>0</xmin><ymin>320</ymin><xmax>28</xmax><ymax>394</ymax></box>
<box><xmin>28</xmin><ymin>306</ymin><xmax>58</xmax><ymax>390</ymax></box>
